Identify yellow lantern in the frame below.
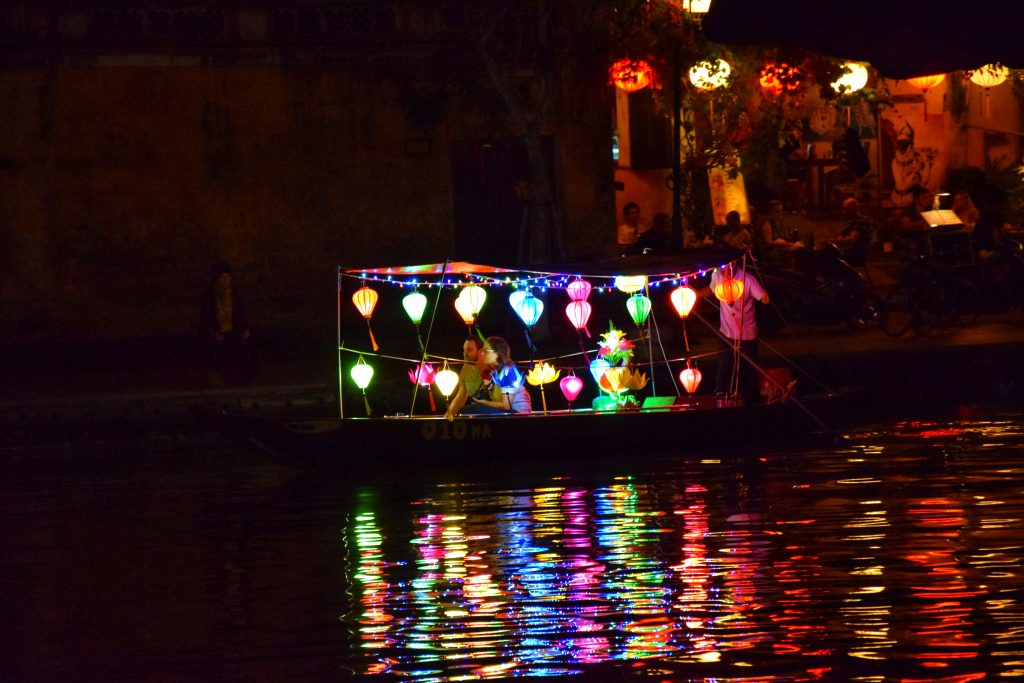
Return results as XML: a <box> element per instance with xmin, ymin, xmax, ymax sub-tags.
<box><xmin>610</xmin><ymin>58</ymin><xmax>654</xmax><ymax>92</ymax></box>
<box><xmin>614</xmin><ymin>275</ymin><xmax>648</xmax><ymax>294</ymax></box>
<box><xmin>351</xmin><ymin>285</ymin><xmax>379</xmax><ymax>351</ymax></box>
<box><xmin>713</xmin><ymin>276</ymin><xmax>744</xmax><ymax>305</ymax></box>
<box><xmin>434</xmin><ymin>362</ymin><xmax>460</xmax><ymax>398</ymax></box>
<box><xmin>458</xmin><ymin>284</ymin><xmax>487</xmax><ymax>316</ymax></box>
<box><xmin>670</xmin><ymin>286</ymin><xmax>697</xmax><ymax>318</ymax></box>
<box><xmin>454</xmin><ymin>295</ymin><xmax>476</xmax><ymax>326</ymax></box>
<box><xmin>681</xmin><ymin>0</ymin><xmax>712</xmax><ymax>15</ymax></box>
<box><xmin>526</xmin><ymin>362</ymin><xmax>560</xmax><ymax>413</ymax></box>
<box><xmin>969</xmin><ymin>63</ymin><xmax>1009</xmax><ymax>89</ymax></box>
<box><xmin>350</xmin><ymin>355</ymin><xmax>374</xmax><ymax>415</ymax></box>
<box><xmin>689</xmin><ymin>59</ymin><xmax>731</xmax><ymax>91</ymax></box>
<box><xmin>830</xmin><ymin>62</ymin><xmax>868</xmax><ymax>94</ymax></box>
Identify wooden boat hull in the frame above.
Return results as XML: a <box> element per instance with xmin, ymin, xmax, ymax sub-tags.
<box><xmin>194</xmin><ymin>392</ymin><xmax>853</xmax><ymax>473</ymax></box>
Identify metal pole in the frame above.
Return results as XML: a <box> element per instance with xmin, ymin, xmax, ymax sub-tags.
<box><xmin>337</xmin><ymin>267</ymin><xmax>344</xmax><ymax>419</ymax></box>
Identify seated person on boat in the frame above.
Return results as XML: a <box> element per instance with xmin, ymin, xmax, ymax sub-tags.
<box><xmin>462</xmin><ymin>337</ymin><xmax>532</xmax><ymax>415</ymax></box>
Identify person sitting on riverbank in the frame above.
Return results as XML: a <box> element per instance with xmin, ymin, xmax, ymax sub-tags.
<box><xmin>832</xmin><ymin>197</ymin><xmax>873</xmax><ymax>267</ymax></box>
<box><xmin>462</xmin><ymin>337</ymin><xmax>532</xmax><ymax>415</ymax></box>
<box><xmin>719</xmin><ymin>210</ymin><xmax>753</xmax><ymax>251</ymax></box>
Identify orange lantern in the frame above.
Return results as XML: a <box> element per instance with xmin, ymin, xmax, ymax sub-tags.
<box><xmin>679</xmin><ymin>360</ymin><xmax>702</xmax><ymax>394</ymax></box>
<box><xmin>610</xmin><ymin>58</ymin><xmax>653</xmax><ymax>92</ymax></box>
<box><xmin>713</xmin><ymin>276</ymin><xmax>744</xmax><ymax>305</ymax></box>
<box><xmin>759</xmin><ymin>63</ymin><xmax>801</xmax><ymax>96</ymax></box>
<box><xmin>454</xmin><ymin>295</ymin><xmax>476</xmax><ymax>327</ymax></box>
<box><xmin>670</xmin><ymin>284</ymin><xmax>698</xmax><ymax>352</ymax></box>
<box><xmin>905</xmin><ymin>73</ymin><xmax>945</xmax><ymax>119</ymax></box>
<box><xmin>352</xmin><ymin>285</ymin><xmax>380</xmax><ymax>351</ymax></box>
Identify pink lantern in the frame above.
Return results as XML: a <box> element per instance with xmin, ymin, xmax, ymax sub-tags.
<box><xmin>407</xmin><ymin>362</ymin><xmax>437</xmax><ymax>412</ymax></box>
<box><xmin>679</xmin><ymin>360</ymin><xmax>702</xmax><ymax>394</ymax></box>
<box><xmin>565</xmin><ymin>300</ymin><xmax>592</xmax><ymax>337</ymax></box>
<box><xmin>566</xmin><ymin>279</ymin><xmax>592</xmax><ymax>302</ymax></box>
<box><xmin>560</xmin><ymin>373</ymin><xmax>584</xmax><ymax>407</ymax></box>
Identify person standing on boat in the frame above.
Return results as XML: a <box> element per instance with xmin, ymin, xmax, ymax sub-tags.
<box><xmin>446</xmin><ymin>336</ymin><xmax>487</xmax><ymax>419</ymax></box>
<box><xmin>710</xmin><ymin>262</ymin><xmax>769</xmax><ymax>405</ymax></box>
<box><xmin>462</xmin><ymin>336</ymin><xmax>532</xmax><ymax>415</ymax></box>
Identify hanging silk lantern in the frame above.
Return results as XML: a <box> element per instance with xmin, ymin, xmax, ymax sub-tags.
<box><xmin>407</xmin><ymin>362</ymin><xmax>437</xmax><ymax>412</ymax></box>
<box><xmin>560</xmin><ymin>373</ymin><xmax>584</xmax><ymax>407</ymax></box>
<box><xmin>689</xmin><ymin>59</ymin><xmax>730</xmax><ymax>91</ymax></box>
<box><xmin>402</xmin><ymin>290</ymin><xmax>428</xmax><ymax>325</ymax></box>
<box><xmin>713</xmin><ymin>275</ymin><xmax>744</xmax><ymax>305</ymax></box>
<box><xmin>626</xmin><ymin>294</ymin><xmax>652</xmax><ymax>326</ymax></box>
<box><xmin>566</xmin><ymin>278</ymin><xmax>592</xmax><ymax>302</ymax></box>
<box><xmin>679</xmin><ymin>359</ymin><xmax>702</xmax><ymax>394</ymax></box>
<box><xmin>906</xmin><ymin>73</ymin><xmax>945</xmax><ymax>119</ymax></box>
<box><xmin>670</xmin><ymin>286</ymin><xmax>697</xmax><ymax>318</ymax></box>
<box><xmin>681</xmin><ymin>0</ymin><xmax>712</xmax><ymax>15</ymax></box>
<box><xmin>589</xmin><ymin>356</ymin><xmax>612</xmax><ymax>386</ymax></box>
<box><xmin>509</xmin><ymin>289</ymin><xmax>529</xmax><ymax>311</ymax></box>
<box><xmin>759</xmin><ymin>63</ymin><xmax>801</xmax><ymax>96</ymax></box>
<box><xmin>565</xmin><ymin>300</ymin><xmax>592</xmax><ymax>337</ymax></box>
<box><xmin>614</xmin><ymin>275</ymin><xmax>647</xmax><ymax>294</ymax></box>
<box><xmin>351</xmin><ymin>285</ymin><xmax>380</xmax><ymax>351</ymax></box>
<box><xmin>830</xmin><ymin>62</ymin><xmax>868</xmax><ymax>94</ymax></box>
<box><xmin>969</xmin><ymin>63</ymin><xmax>1009</xmax><ymax>118</ymax></box>
<box><xmin>458</xmin><ymin>284</ymin><xmax>487</xmax><ymax>316</ymax></box>
<box><xmin>454</xmin><ymin>295</ymin><xmax>476</xmax><ymax>326</ymax></box>
<box><xmin>434</xmin><ymin>362</ymin><xmax>460</xmax><ymax>398</ymax></box>
<box><xmin>350</xmin><ymin>355</ymin><xmax>374</xmax><ymax>415</ymax></box>
<box><xmin>526</xmin><ymin>361</ymin><xmax>560</xmax><ymax>413</ymax></box>
<box><xmin>512</xmin><ymin>293</ymin><xmax>544</xmax><ymax>328</ymax></box>
<box><xmin>609</xmin><ymin>58</ymin><xmax>653</xmax><ymax>92</ymax></box>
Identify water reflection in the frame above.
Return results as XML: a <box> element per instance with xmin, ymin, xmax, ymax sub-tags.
<box><xmin>344</xmin><ymin>416</ymin><xmax>1024</xmax><ymax>681</ymax></box>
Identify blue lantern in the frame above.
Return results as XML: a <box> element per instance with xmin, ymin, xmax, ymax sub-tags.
<box><xmin>511</xmin><ymin>293</ymin><xmax>544</xmax><ymax>328</ymax></box>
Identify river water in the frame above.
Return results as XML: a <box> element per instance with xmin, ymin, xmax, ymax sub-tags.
<box><xmin>4</xmin><ymin>408</ymin><xmax>1024</xmax><ymax>682</ymax></box>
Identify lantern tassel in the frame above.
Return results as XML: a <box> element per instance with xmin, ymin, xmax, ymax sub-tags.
<box><xmin>362</xmin><ymin>391</ymin><xmax>372</xmax><ymax>416</ymax></box>
<box><xmin>428</xmin><ymin>390</ymin><xmax>436</xmax><ymax>413</ymax></box>
<box><xmin>366</xmin><ymin>323</ymin><xmax>379</xmax><ymax>351</ymax></box>
<box><xmin>682</xmin><ymin>320</ymin><xmax>690</xmax><ymax>353</ymax></box>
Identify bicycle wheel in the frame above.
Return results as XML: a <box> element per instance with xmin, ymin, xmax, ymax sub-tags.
<box><xmin>847</xmin><ymin>293</ymin><xmax>883</xmax><ymax>329</ymax></box>
<box><xmin>880</xmin><ymin>282</ymin><xmax>918</xmax><ymax>337</ymax></box>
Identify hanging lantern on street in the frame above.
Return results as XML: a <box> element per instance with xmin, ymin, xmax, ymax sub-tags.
<box><xmin>454</xmin><ymin>294</ymin><xmax>476</xmax><ymax>326</ymax></box>
<box><xmin>759</xmin><ymin>63</ymin><xmax>802</xmax><ymax>96</ymax></box>
<box><xmin>560</xmin><ymin>373</ymin><xmax>584</xmax><ymax>407</ymax></box>
<box><xmin>626</xmin><ymin>293</ymin><xmax>652</xmax><ymax>326</ymax></box>
<box><xmin>434</xmin><ymin>362</ymin><xmax>460</xmax><ymax>398</ymax></box>
<box><xmin>402</xmin><ymin>290</ymin><xmax>428</xmax><ymax>325</ymax></box>
<box><xmin>689</xmin><ymin>59</ymin><xmax>731</xmax><ymax>91</ymax></box>
<box><xmin>614</xmin><ymin>275</ymin><xmax>647</xmax><ymax>294</ymax></box>
<box><xmin>830</xmin><ymin>62</ymin><xmax>868</xmax><ymax>94</ymax></box>
<box><xmin>458</xmin><ymin>284</ymin><xmax>487</xmax><ymax>316</ymax></box>
<box><xmin>906</xmin><ymin>73</ymin><xmax>946</xmax><ymax>119</ymax></box>
<box><xmin>713</xmin><ymin>274</ymin><xmax>744</xmax><ymax>304</ymax></box>
<box><xmin>566</xmin><ymin>278</ymin><xmax>592</xmax><ymax>302</ymax></box>
<box><xmin>670</xmin><ymin>285</ymin><xmax>697</xmax><ymax>318</ymax></box>
<box><xmin>610</xmin><ymin>58</ymin><xmax>654</xmax><ymax>92</ymax></box>
<box><xmin>969</xmin><ymin>63</ymin><xmax>1009</xmax><ymax>118</ymax></box>
<box><xmin>512</xmin><ymin>293</ymin><xmax>544</xmax><ymax>328</ymax></box>
<box><xmin>352</xmin><ymin>285</ymin><xmax>380</xmax><ymax>351</ymax></box>
<box><xmin>350</xmin><ymin>355</ymin><xmax>374</xmax><ymax>415</ymax></box>
<box><xmin>681</xmin><ymin>0</ymin><xmax>712</xmax><ymax>16</ymax></box>
<box><xmin>565</xmin><ymin>300</ymin><xmax>592</xmax><ymax>337</ymax></box>
<box><xmin>679</xmin><ymin>359</ymin><xmax>702</xmax><ymax>394</ymax></box>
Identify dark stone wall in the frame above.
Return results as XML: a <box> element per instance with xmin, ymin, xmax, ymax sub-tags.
<box><xmin>0</xmin><ymin>65</ymin><xmax>615</xmax><ymax>342</ymax></box>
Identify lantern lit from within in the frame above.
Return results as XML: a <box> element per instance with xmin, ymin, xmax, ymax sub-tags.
<box><xmin>508</xmin><ymin>289</ymin><xmax>529</xmax><ymax>311</ymax></box>
<box><xmin>352</xmin><ymin>285</ymin><xmax>380</xmax><ymax>351</ymax></box>
<box><xmin>350</xmin><ymin>355</ymin><xmax>374</xmax><ymax>415</ymax></box>
<box><xmin>830</xmin><ymin>62</ymin><xmax>868</xmax><ymax>94</ymax></box>
<box><xmin>679</xmin><ymin>359</ymin><xmax>702</xmax><ymax>393</ymax></box>
<box><xmin>454</xmin><ymin>295</ymin><xmax>476</xmax><ymax>326</ymax></box>
<box><xmin>670</xmin><ymin>285</ymin><xmax>697</xmax><ymax>318</ymax></box>
<box><xmin>458</xmin><ymin>284</ymin><xmax>487</xmax><ymax>316</ymax></box>
<box><xmin>434</xmin><ymin>363</ymin><xmax>460</xmax><ymax>398</ymax></box>
<box><xmin>512</xmin><ymin>293</ymin><xmax>544</xmax><ymax>328</ymax></box>
<box><xmin>689</xmin><ymin>59</ymin><xmax>730</xmax><ymax>91</ymax></box>
<box><xmin>566</xmin><ymin>278</ymin><xmax>592</xmax><ymax>302</ymax></box>
<box><xmin>906</xmin><ymin>73</ymin><xmax>945</xmax><ymax>119</ymax></box>
<box><xmin>614</xmin><ymin>275</ymin><xmax>647</xmax><ymax>294</ymax></box>
<box><xmin>610</xmin><ymin>58</ymin><xmax>653</xmax><ymax>92</ymax></box>
<box><xmin>560</xmin><ymin>373</ymin><xmax>584</xmax><ymax>407</ymax></box>
<box><xmin>626</xmin><ymin>294</ymin><xmax>652</xmax><ymax>326</ymax></box>
<box><xmin>759</xmin><ymin>63</ymin><xmax>801</xmax><ymax>96</ymax></box>
<box><xmin>599</xmin><ymin>366</ymin><xmax>649</xmax><ymax>394</ymax></box>
<box><xmin>407</xmin><ymin>362</ymin><xmax>437</xmax><ymax>412</ymax></box>
<box><xmin>969</xmin><ymin>63</ymin><xmax>1009</xmax><ymax>89</ymax></box>
<box><xmin>681</xmin><ymin>0</ymin><xmax>712</xmax><ymax>15</ymax></box>
<box><xmin>714</xmin><ymin>275</ymin><xmax>744</xmax><ymax>304</ymax></box>
<box><xmin>526</xmin><ymin>362</ymin><xmax>560</xmax><ymax>413</ymax></box>
<box><xmin>565</xmin><ymin>300</ymin><xmax>592</xmax><ymax>337</ymax></box>
<box><xmin>589</xmin><ymin>356</ymin><xmax>612</xmax><ymax>385</ymax></box>
<box><xmin>402</xmin><ymin>290</ymin><xmax>428</xmax><ymax>325</ymax></box>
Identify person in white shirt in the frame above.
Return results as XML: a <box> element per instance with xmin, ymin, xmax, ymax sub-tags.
<box><xmin>710</xmin><ymin>263</ymin><xmax>770</xmax><ymax>403</ymax></box>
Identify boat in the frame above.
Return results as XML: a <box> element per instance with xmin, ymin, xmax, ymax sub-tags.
<box><xmin>194</xmin><ymin>251</ymin><xmax>855</xmax><ymax>470</ymax></box>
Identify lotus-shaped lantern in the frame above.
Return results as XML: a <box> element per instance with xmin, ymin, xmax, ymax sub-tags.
<box><xmin>526</xmin><ymin>362</ymin><xmax>560</xmax><ymax>413</ymax></box>
<box><xmin>599</xmin><ymin>366</ymin><xmax>649</xmax><ymax>394</ymax></box>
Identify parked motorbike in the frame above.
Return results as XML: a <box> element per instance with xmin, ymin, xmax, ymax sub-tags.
<box><xmin>755</xmin><ymin>244</ymin><xmax>882</xmax><ymax>335</ymax></box>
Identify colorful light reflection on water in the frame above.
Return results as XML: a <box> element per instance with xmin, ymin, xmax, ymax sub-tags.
<box><xmin>343</xmin><ymin>416</ymin><xmax>1024</xmax><ymax>681</ymax></box>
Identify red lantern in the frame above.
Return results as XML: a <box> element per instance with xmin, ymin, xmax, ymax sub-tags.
<box><xmin>714</xmin><ymin>277</ymin><xmax>744</xmax><ymax>305</ymax></box>
<box><xmin>679</xmin><ymin>360</ymin><xmax>702</xmax><ymax>394</ymax></box>
<box><xmin>352</xmin><ymin>285</ymin><xmax>380</xmax><ymax>351</ymax></box>
<box><xmin>759</xmin><ymin>63</ymin><xmax>802</xmax><ymax>96</ymax></box>
<box><xmin>408</xmin><ymin>362</ymin><xmax>437</xmax><ymax>412</ymax></box>
<box><xmin>610</xmin><ymin>59</ymin><xmax>653</xmax><ymax>92</ymax></box>
<box><xmin>565</xmin><ymin>300</ymin><xmax>592</xmax><ymax>337</ymax></box>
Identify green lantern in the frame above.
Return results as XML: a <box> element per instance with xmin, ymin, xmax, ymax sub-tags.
<box><xmin>626</xmin><ymin>294</ymin><xmax>652</xmax><ymax>326</ymax></box>
<box><xmin>402</xmin><ymin>290</ymin><xmax>428</xmax><ymax>325</ymax></box>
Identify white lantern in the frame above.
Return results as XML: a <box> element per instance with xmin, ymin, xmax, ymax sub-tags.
<box><xmin>689</xmin><ymin>59</ymin><xmax>731</xmax><ymax>91</ymax></box>
<box><xmin>830</xmin><ymin>62</ymin><xmax>868</xmax><ymax>94</ymax></box>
